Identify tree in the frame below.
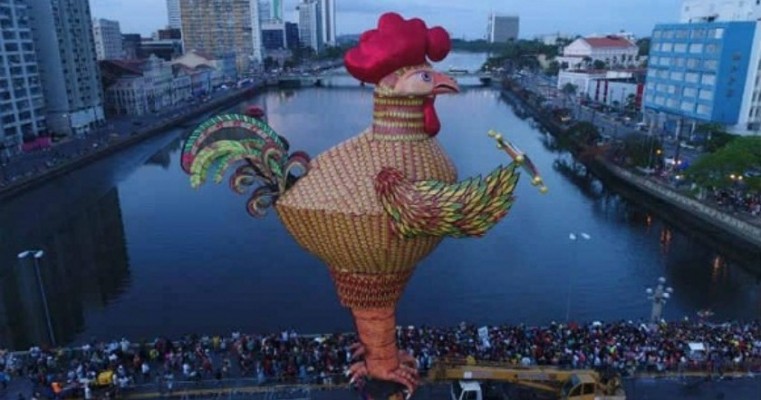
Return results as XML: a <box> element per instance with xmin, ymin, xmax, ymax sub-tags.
<box><xmin>694</xmin><ymin>123</ymin><xmax>736</xmax><ymax>152</ymax></box>
<box><xmin>545</xmin><ymin>60</ymin><xmax>560</xmax><ymax>76</ymax></box>
<box><xmin>636</xmin><ymin>38</ymin><xmax>651</xmax><ymax>56</ymax></box>
<box><xmin>621</xmin><ymin>134</ymin><xmax>663</xmax><ymax>168</ymax></box>
<box><xmin>686</xmin><ymin>136</ymin><xmax>761</xmax><ymax>191</ymax></box>
<box><xmin>561</xmin><ymin>83</ymin><xmax>577</xmax><ymax>96</ymax></box>
<box><xmin>593</xmin><ymin>59</ymin><xmax>607</xmax><ymax>70</ymax></box>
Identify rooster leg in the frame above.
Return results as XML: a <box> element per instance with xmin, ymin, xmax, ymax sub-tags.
<box><xmin>352</xmin><ymin>307</ymin><xmax>421</xmax><ymax>398</ymax></box>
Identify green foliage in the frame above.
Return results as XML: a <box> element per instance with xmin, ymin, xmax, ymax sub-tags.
<box><xmin>545</xmin><ymin>60</ymin><xmax>560</xmax><ymax>76</ymax></box>
<box><xmin>568</xmin><ymin>122</ymin><xmax>600</xmax><ymax>146</ymax></box>
<box><xmin>480</xmin><ymin>39</ymin><xmax>560</xmax><ymax>72</ymax></box>
<box><xmin>593</xmin><ymin>59</ymin><xmax>607</xmax><ymax>70</ymax></box>
<box><xmin>686</xmin><ymin>136</ymin><xmax>761</xmax><ymax>191</ymax></box>
<box><xmin>561</xmin><ymin>83</ymin><xmax>577</xmax><ymax>96</ymax></box>
<box><xmin>636</xmin><ymin>38</ymin><xmax>651</xmax><ymax>56</ymax></box>
<box><xmin>694</xmin><ymin>123</ymin><xmax>737</xmax><ymax>152</ymax></box>
<box><xmin>622</xmin><ymin>134</ymin><xmax>662</xmax><ymax>168</ymax></box>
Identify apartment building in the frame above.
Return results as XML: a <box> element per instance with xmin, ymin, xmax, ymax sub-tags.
<box><xmin>0</xmin><ymin>0</ymin><xmax>46</xmax><ymax>157</ymax></box>
<box><xmin>27</xmin><ymin>0</ymin><xmax>104</xmax><ymax>136</ymax></box>
<box><xmin>180</xmin><ymin>0</ymin><xmax>262</xmax><ymax>73</ymax></box>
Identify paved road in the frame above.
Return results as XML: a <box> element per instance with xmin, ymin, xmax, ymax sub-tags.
<box><xmin>0</xmin><ymin>86</ymin><xmax>249</xmax><ymax>191</ymax></box>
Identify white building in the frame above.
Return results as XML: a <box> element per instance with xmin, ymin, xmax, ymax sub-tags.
<box><xmin>558</xmin><ymin>69</ymin><xmax>642</xmax><ymax>100</ymax></box>
<box><xmin>102</xmin><ymin>55</ymin><xmax>191</xmax><ymax>116</ymax></box>
<box><xmin>166</xmin><ymin>0</ymin><xmax>181</xmax><ymax>29</ymax></box>
<box><xmin>27</xmin><ymin>0</ymin><xmax>104</xmax><ymax>137</ymax></box>
<box><xmin>298</xmin><ymin>0</ymin><xmax>321</xmax><ymax>53</ymax></box>
<box><xmin>319</xmin><ymin>0</ymin><xmax>336</xmax><ymax>47</ymax></box>
<box><xmin>487</xmin><ymin>14</ymin><xmax>519</xmax><ymax>42</ymax></box>
<box><xmin>680</xmin><ymin>0</ymin><xmax>761</xmax><ymax>22</ymax></box>
<box><xmin>92</xmin><ymin>18</ymin><xmax>124</xmax><ymax>60</ymax></box>
<box><xmin>0</xmin><ymin>0</ymin><xmax>47</xmax><ymax>157</ymax></box>
<box><xmin>557</xmin><ymin>36</ymin><xmax>639</xmax><ymax>70</ymax></box>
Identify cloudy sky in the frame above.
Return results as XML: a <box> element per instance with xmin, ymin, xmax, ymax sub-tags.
<box><xmin>90</xmin><ymin>0</ymin><xmax>683</xmax><ymax>39</ymax></box>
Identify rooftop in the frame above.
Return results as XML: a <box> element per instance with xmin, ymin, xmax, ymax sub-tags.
<box><xmin>583</xmin><ymin>36</ymin><xmax>636</xmax><ymax>49</ymax></box>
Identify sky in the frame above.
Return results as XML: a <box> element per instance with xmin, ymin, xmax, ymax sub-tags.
<box><xmin>90</xmin><ymin>0</ymin><xmax>683</xmax><ymax>39</ymax></box>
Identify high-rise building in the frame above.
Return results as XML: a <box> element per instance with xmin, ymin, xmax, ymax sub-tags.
<box><xmin>297</xmin><ymin>0</ymin><xmax>321</xmax><ymax>53</ymax></box>
<box><xmin>259</xmin><ymin>0</ymin><xmax>284</xmax><ymax>22</ymax></box>
<box><xmin>285</xmin><ymin>22</ymin><xmax>300</xmax><ymax>50</ymax></box>
<box><xmin>92</xmin><ymin>18</ymin><xmax>124</xmax><ymax>60</ymax></box>
<box><xmin>0</xmin><ymin>0</ymin><xmax>46</xmax><ymax>157</ymax></box>
<box><xmin>122</xmin><ymin>34</ymin><xmax>142</xmax><ymax>60</ymax></box>
<box><xmin>167</xmin><ymin>0</ymin><xmax>182</xmax><ymax>29</ymax></box>
<box><xmin>27</xmin><ymin>0</ymin><xmax>104</xmax><ymax>137</ymax></box>
<box><xmin>262</xmin><ymin>21</ymin><xmax>286</xmax><ymax>50</ymax></box>
<box><xmin>319</xmin><ymin>0</ymin><xmax>336</xmax><ymax>47</ymax></box>
<box><xmin>180</xmin><ymin>0</ymin><xmax>263</xmax><ymax>73</ymax></box>
<box><xmin>487</xmin><ymin>14</ymin><xmax>519</xmax><ymax>43</ymax></box>
<box><xmin>680</xmin><ymin>0</ymin><xmax>761</xmax><ymax>22</ymax></box>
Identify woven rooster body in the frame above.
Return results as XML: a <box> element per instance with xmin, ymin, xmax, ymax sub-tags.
<box><xmin>182</xmin><ymin>12</ymin><xmax>544</xmax><ymax>399</ymax></box>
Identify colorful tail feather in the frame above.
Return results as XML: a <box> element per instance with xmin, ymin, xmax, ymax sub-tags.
<box><xmin>181</xmin><ymin>114</ymin><xmax>310</xmax><ymax>217</ymax></box>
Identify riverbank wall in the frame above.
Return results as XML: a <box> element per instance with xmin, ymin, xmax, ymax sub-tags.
<box><xmin>500</xmin><ymin>82</ymin><xmax>761</xmax><ymax>261</ymax></box>
<box><xmin>0</xmin><ymin>84</ymin><xmax>261</xmax><ymax>202</ymax></box>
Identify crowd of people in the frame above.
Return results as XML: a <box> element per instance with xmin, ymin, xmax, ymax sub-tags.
<box><xmin>711</xmin><ymin>188</ymin><xmax>761</xmax><ymax>218</ymax></box>
<box><xmin>1</xmin><ymin>320</ymin><xmax>760</xmax><ymax>398</ymax></box>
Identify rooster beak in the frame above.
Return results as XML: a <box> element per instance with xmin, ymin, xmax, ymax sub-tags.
<box><xmin>431</xmin><ymin>72</ymin><xmax>459</xmax><ymax>95</ymax></box>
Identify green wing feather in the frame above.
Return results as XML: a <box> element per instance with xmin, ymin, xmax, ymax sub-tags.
<box><xmin>375</xmin><ymin>164</ymin><xmax>520</xmax><ymax>238</ymax></box>
<box><xmin>181</xmin><ymin>113</ymin><xmax>310</xmax><ymax>217</ymax></box>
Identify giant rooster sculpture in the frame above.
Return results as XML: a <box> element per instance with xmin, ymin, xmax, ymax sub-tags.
<box><xmin>181</xmin><ymin>12</ymin><xmax>546</xmax><ymax>399</ymax></box>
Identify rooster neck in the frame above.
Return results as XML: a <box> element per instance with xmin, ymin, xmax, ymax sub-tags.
<box><xmin>371</xmin><ymin>92</ymin><xmax>430</xmax><ymax>141</ymax></box>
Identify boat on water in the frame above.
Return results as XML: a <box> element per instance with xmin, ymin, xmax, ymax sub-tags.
<box><xmin>448</xmin><ymin>67</ymin><xmax>469</xmax><ymax>74</ymax></box>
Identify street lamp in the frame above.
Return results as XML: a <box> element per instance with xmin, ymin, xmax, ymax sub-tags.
<box><xmin>645</xmin><ymin>276</ymin><xmax>673</xmax><ymax>324</ymax></box>
<box><xmin>17</xmin><ymin>249</ymin><xmax>56</xmax><ymax>346</ymax></box>
<box><xmin>566</xmin><ymin>232</ymin><xmax>591</xmax><ymax>322</ymax></box>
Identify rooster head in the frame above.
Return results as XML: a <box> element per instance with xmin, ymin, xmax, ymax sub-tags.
<box><xmin>345</xmin><ymin>12</ymin><xmax>459</xmax><ymax>135</ymax></box>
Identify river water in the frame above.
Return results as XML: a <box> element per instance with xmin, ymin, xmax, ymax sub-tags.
<box><xmin>1</xmin><ymin>53</ymin><xmax>759</xmax><ymax>350</ymax></box>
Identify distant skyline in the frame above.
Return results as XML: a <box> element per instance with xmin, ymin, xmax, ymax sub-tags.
<box><xmin>90</xmin><ymin>0</ymin><xmax>683</xmax><ymax>39</ymax></box>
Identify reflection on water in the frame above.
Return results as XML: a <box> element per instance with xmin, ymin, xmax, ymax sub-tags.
<box><xmin>0</xmin><ymin>62</ymin><xmax>759</xmax><ymax>349</ymax></box>
<box><xmin>0</xmin><ymin>188</ymin><xmax>130</xmax><ymax>349</ymax></box>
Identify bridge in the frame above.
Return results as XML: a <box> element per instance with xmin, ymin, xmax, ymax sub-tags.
<box><xmin>275</xmin><ymin>69</ymin><xmax>496</xmax><ymax>87</ymax></box>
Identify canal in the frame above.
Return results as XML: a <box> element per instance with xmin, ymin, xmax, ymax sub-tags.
<box><xmin>1</xmin><ymin>53</ymin><xmax>759</xmax><ymax>350</ymax></box>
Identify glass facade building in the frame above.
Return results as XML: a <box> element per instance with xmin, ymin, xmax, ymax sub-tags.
<box><xmin>644</xmin><ymin>22</ymin><xmax>756</xmax><ymax>125</ymax></box>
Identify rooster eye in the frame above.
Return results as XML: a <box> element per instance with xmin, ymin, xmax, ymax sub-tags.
<box><xmin>420</xmin><ymin>71</ymin><xmax>432</xmax><ymax>82</ymax></box>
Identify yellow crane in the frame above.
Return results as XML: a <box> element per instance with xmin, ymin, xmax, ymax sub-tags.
<box><xmin>426</xmin><ymin>358</ymin><xmax>626</xmax><ymax>400</ymax></box>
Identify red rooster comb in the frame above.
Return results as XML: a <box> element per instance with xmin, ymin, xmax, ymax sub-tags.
<box><xmin>344</xmin><ymin>12</ymin><xmax>451</xmax><ymax>84</ymax></box>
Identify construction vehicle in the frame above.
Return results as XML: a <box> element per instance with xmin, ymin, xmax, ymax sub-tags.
<box><xmin>427</xmin><ymin>358</ymin><xmax>626</xmax><ymax>400</ymax></box>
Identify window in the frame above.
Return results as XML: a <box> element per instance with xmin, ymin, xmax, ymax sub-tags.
<box><xmin>686</xmin><ymin>72</ymin><xmax>699</xmax><ymax>83</ymax></box>
<box><xmin>683</xmin><ymin>87</ymin><xmax>697</xmax><ymax>97</ymax></box>
<box><xmin>691</xmin><ymin>29</ymin><xmax>706</xmax><ymax>39</ymax></box>
<box><xmin>686</xmin><ymin>58</ymin><xmax>699</xmax><ymax>69</ymax></box>
<box><xmin>699</xmin><ymin>89</ymin><xmax>714</xmax><ymax>100</ymax></box>
<box><xmin>668</xmin><ymin>98</ymin><xmax>679</xmax><ymax>108</ymax></box>
<box><xmin>674</xmin><ymin>57</ymin><xmax>685</xmax><ymax>67</ymax></box>
<box><xmin>660</xmin><ymin>57</ymin><xmax>671</xmax><ymax>66</ymax></box>
<box><xmin>706</xmin><ymin>44</ymin><xmax>719</xmax><ymax>53</ymax></box>
<box><xmin>697</xmin><ymin>104</ymin><xmax>711</xmax><ymax>115</ymax></box>
<box><xmin>674</xmin><ymin>43</ymin><xmax>687</xmax><ymax>52</ymax></box>
<box><xmin>681</xmin><ymin>101</ymin><xmax>694</xmax><ymax>112</ymax></box>
<box><xmin>703</xmin><ymin>59</ymin><xmax>718</xmax><ymax>70</ymax></box>
<box><xmin>662</xmin><ymin>42</ymin><xmax>673</xmax><ymax>52</ymax></box>
<box><xmin>653</xmin><ymin>30</ymin><xmax>662</xmax><ymax>38</ymax></box>
<box><xmin>651</xmin><ymin>56</ymin><xmax>660</xmax><ymax>65</ymax></box>
<box><xmin>702</xmin><ymin>74</ymin><xmax>716</xmax><ymax>85</ymax></box>
<box><xmin>655</xmin><ymin>96</ymin><xmax>666</xmax><ymax>105</ymax></box>
<box><xmin>689</xmin><ymin>43</ymin><xmax>704</xmax><ymax>53</ymax></box>
<box><xmin>675</xmin><ymin>30</ymin><xmax>689</xmax><ymax>38</ymax></box>
<box><xmin>670</xmin><ymin>71</ymin><xmax>683</xmax><ymax>80</ymax></box>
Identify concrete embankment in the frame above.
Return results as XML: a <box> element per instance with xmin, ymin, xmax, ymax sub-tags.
<box><xmin>501</xmin><ymin>84</ymin><xmax>761</xmax><ymax>261</ymax></box>
<box><xmin>0</xmin><ymin>85</ymin><xmax>259</xmax><ymax>202</ymax></box>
